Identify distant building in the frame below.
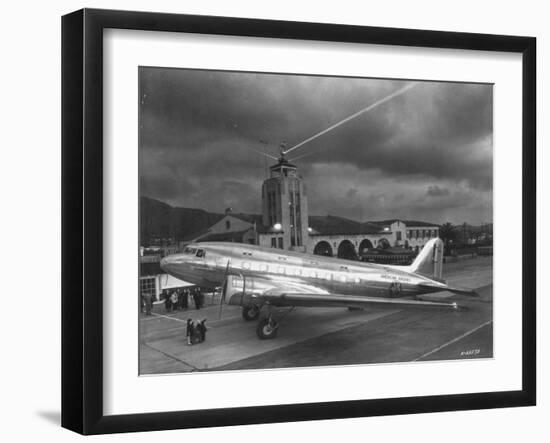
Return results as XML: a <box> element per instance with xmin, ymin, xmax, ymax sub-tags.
<box><xmin>184</xmin><ymin>156</ymin><xmax>439</xmax><ymax>259</ymax></box>
<box><xmin>139</xmin><ymin>256</ymin><xmax>194</xmax><ymax>301</ymax></box>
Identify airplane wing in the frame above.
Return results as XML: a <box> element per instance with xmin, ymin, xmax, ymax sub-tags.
<box><xmin>225</xmin><ymin>275</ymin><xmax>460</xmax><ymax>310</ymax></box>
<box><xmin>259</xmin><ymin>291</ymin><xmax>459</xmax><ymax>310</ymax></box>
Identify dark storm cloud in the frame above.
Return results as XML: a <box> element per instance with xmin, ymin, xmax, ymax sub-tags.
<box><xmin>426</xmin><ymin>185</ymin><xmax>450</xmax><ymax>197</ymax></box>
<box><xmin>139</xmin><ymin>68</ymin><xmax>493</xmax><ymax>224</ymax></box>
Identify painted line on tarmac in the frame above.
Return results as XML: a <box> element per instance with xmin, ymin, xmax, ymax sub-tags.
<box><xmin>140</xmin><ymin>313</ymin><xmax>171</xmax><ymax>322</ymax></box>
<box><xmin>149</xmin><ymin>312</ymin><xmax>189</xmax><ymax>324</ymax></box>
<box><xmin>147</xmin><ymin>315</ymin><xmax>244</xmax><ymax>336</ymax></box>
<box><xmin>142</xmin><ymin>312</ymin><xmax>243</xmax><ymax>328</ymax></box>
<box><xmin>142</xmin><ymin>342</ymin><xmax>199</xmax><ymax>372</ymax></box>
<box><xmin>413</xmin><ymin>319</ymin><xmax>493</xmax><ymax>361</ymax></box>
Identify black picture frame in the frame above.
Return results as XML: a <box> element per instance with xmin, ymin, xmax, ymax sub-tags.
<box><xmin>61</xmin><ymin>8</ymin><xmax>536</xmax><ymax>435</ymax></box>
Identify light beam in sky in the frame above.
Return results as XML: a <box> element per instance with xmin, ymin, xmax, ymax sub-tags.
<box><xmin>284</xmin><ymin>82</ymin><xmax>418</xmax><ymax>156</ymax></box>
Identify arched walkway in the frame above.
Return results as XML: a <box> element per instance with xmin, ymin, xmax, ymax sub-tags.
<box><xmin>337</xmin><ymin>240</ymin><xmax>358</xmax><ymax>260</ymax></box>
<box><xmin>377</xmin><ymin>237</ymin><xmax>390</xmax><ymax>249</ymax></box>
<box><xmin>358</xmin><ymin>239</ymin><xmax>373</xmax><ymax>254</ymax></box>
<box><xmin>313</xmin><ymin>241</ymin><xmax>333</xmax><ymax>257</ymax></box>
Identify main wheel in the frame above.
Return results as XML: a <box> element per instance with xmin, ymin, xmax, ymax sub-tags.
<box><xmin>256</xmin><ymin>318</ymin><xmax>278</xmax><ymax>339</ymax></box>
<box><xmin>242</xmin><ymin>305</ymin><xmax>260</xmax><ymax>321</ymax></box>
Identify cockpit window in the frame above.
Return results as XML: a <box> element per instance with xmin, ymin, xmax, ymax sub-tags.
<box><xmin>196</xmin><ymin>249</ymin><xmax>205</xmax><ymax>258</ymax></box>
<box><xmin>184</xmin><ymin>247</ymin><xmax>197</xmax><ymax>254</ymax></box>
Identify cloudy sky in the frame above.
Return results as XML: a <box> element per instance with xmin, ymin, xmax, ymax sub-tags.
<box><xmin>139</xmin><ymin>68</ymin><xmax>493</xmax><ymax>225</ymax></box>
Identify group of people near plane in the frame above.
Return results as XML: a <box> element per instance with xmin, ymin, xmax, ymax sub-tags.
<box><xmin>163</xmin><ymin>286</ymin><xmax>204</xmax><ymax>312</ymax></box>
<box><xmin>140</xmin><ymin>286</ymin><xmax>205</xmax><ymax>317</ymax></box>
<box><xmin>186</xmin><ymin>318</ymin><xmax>207</xmax><ymax>345</ymax></box>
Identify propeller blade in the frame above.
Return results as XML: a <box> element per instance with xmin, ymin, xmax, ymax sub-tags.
<box><xmin>218</xmin><ymin>259</ymin><xmax>231</xmax><ymax>320</ymax></box>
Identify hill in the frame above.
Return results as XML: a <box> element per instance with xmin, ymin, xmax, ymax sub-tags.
<box><xmin>140</xmin><ymin>197</ymin><xmax>224</xmax><ymax>244</ymax></box>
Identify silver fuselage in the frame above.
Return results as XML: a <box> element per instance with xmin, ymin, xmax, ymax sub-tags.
<box><xmin>160</xmin><ymin>242</ymin><xmax>448</xmax><ymax>299</ymax></box>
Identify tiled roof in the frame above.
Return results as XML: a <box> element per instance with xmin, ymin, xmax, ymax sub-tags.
<box><xmin>369</xmin><ymin>219</ymin><xmax>439</xmax><ymax>227</ymax></box>
<box><xmin>228</xmin><ymin>213</ymin><xmax>263</xmax><ymax>225</ymax></box>
<box><xmin>181</xmin><ymin>227</ymin><xmax>212</xmax><ymax>242</ymax></box>
<box><xmin>308</xmin><ymin>215</ymin><xmax>386</xmax><ymax>236</ymax></box>
<box><xmin>196</xmin><ymin>229</ymin><xmax>251</xmax><ymax>243</ymax></box>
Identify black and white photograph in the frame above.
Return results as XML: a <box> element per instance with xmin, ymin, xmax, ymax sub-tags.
<box><xmin>138</xmin><ymin>68</ymin><xmax>493</xmax><ymax>374</ymax></box>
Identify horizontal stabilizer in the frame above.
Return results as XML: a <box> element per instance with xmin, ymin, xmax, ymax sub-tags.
<box><xmin>446</xmin><ymin>286</ymin><xmax>479</xmax><ymax>297</ymax></box>
<box><xmin>418</xmin><ymin>283</ymin><xmax>479</xmax><ymax>297</ymax></box>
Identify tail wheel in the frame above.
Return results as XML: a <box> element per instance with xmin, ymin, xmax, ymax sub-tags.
<box><xmin>242</xmin><ymin>305</ymin><xmax>260</xmax><ymax>321</ymax></box>
<box><xmin>256</xmin><ymin>318</ymin><xmax>278</xmax><ymax>339</ymax></box>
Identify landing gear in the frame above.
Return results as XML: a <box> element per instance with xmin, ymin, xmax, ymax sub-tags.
<box><xmin>256</xmin><ymin>317</ymin><xmax>279</xmax><ymax>339</ymax></box>
<box><xmin>242</xmin><ymin>305</ymin><xmax>260</xmax><ymax>321</ymax></box>
<box><xmin>255</xmin><ymin>306</ymin><xmax>295</xmax><ymax>339</ymax></box>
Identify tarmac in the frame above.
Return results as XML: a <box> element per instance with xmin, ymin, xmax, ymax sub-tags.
<box><xmin>139</xmin><ymin>256</ymin><xmax>493</xmax><ymax>374</ymax></box>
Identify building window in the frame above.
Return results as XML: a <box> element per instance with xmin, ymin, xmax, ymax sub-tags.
<box><xmin>140</xmin><ymin>277</ymin><xmax>156</xmax><ymax>298</ymax></box>
<box><xmin>396</xmin><ymin>231</ymin><xmax>402</xmax><ymax>241</ymax></box>
<box><xmin>225</xmin><ymin>220</ymin><xmax>231</xmax><ymax>230</ymax></box>
<box><xmin>271</xmin><ymin>237</ymin><xmax>277</xmax><ymax>248</ymax></box>
<box><xmin>278</xmin><ymin>237</ymin><xmax>283</xmax><ymax>249</ymax></box>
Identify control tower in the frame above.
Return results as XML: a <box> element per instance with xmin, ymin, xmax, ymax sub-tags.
<box><xmin>261</xmin><ymin>153</ymin><xmax>309</xmax><ymax>252</ymax></box>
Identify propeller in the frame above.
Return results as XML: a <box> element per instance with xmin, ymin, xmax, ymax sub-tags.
<box><xmin>218</xmin><ymin>259</ymin><xmax>231</xmax><ymax>320</ymax></box>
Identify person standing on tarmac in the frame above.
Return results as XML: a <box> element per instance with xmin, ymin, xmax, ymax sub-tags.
<box><xmin>181</xmin><ymin>288</ymin><xmax>189</xmax><ymax>309</ymax></box>
<box><xmin>192</xmin><ymin>287</ymin><xmax>201</xmax><ymax>310</ymax></box>
<box><xmin>143</xmin><ymin>291</ymin><xmax>152</xmax><ymax>316</ymax></box>
<box><xmin>186</xmin><ymin>319</ymin><xmax>193</xmax><ymax>345</ymax></box>
<box><xmin>170</xmin><ymin>291</ymin><xmax>178</xmax><ymax>312</ymax></box>
<box><xmin>197</xmin><ymin>319</ymin><xmax>207</xmax><ymax>342</ymax></box>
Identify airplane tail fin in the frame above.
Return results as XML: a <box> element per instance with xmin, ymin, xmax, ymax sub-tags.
<box><xmin>407</xmin><ymin>238</ymin><xmax>444</xmax><ymax>280</ymax></box>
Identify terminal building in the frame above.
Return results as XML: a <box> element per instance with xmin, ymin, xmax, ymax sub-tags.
<box><xmin>187</xmin><ymin>155</ymin><xmax>440</xmax><ymax>260</ymax></box>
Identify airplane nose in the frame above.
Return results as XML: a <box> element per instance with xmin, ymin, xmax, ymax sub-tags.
<box><xmin>160</xmin><ymin>253</ymin><xmax>186</xmax><ymax>275</ymax></box>
<box><xmin>160</xmin><ymin>254</ymin><xmax>179</xmax><ymax>272</ymax></box>
<box><xmin>159</xmin><ymin>256</ymin><xmax>170</xmax><ymax>271</ymax></box>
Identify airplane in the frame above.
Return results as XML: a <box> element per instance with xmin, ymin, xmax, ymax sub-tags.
<box><xmin>160</xmin><ymin>237</ymin><xmax>478</xmax><ymax>339</ymax></box>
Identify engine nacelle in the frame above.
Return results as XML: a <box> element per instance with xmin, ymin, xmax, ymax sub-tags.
<box><xmin>223</xmin><ymin>275</ymin><xmax>275</xmax><ymax>306</ymax></box>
